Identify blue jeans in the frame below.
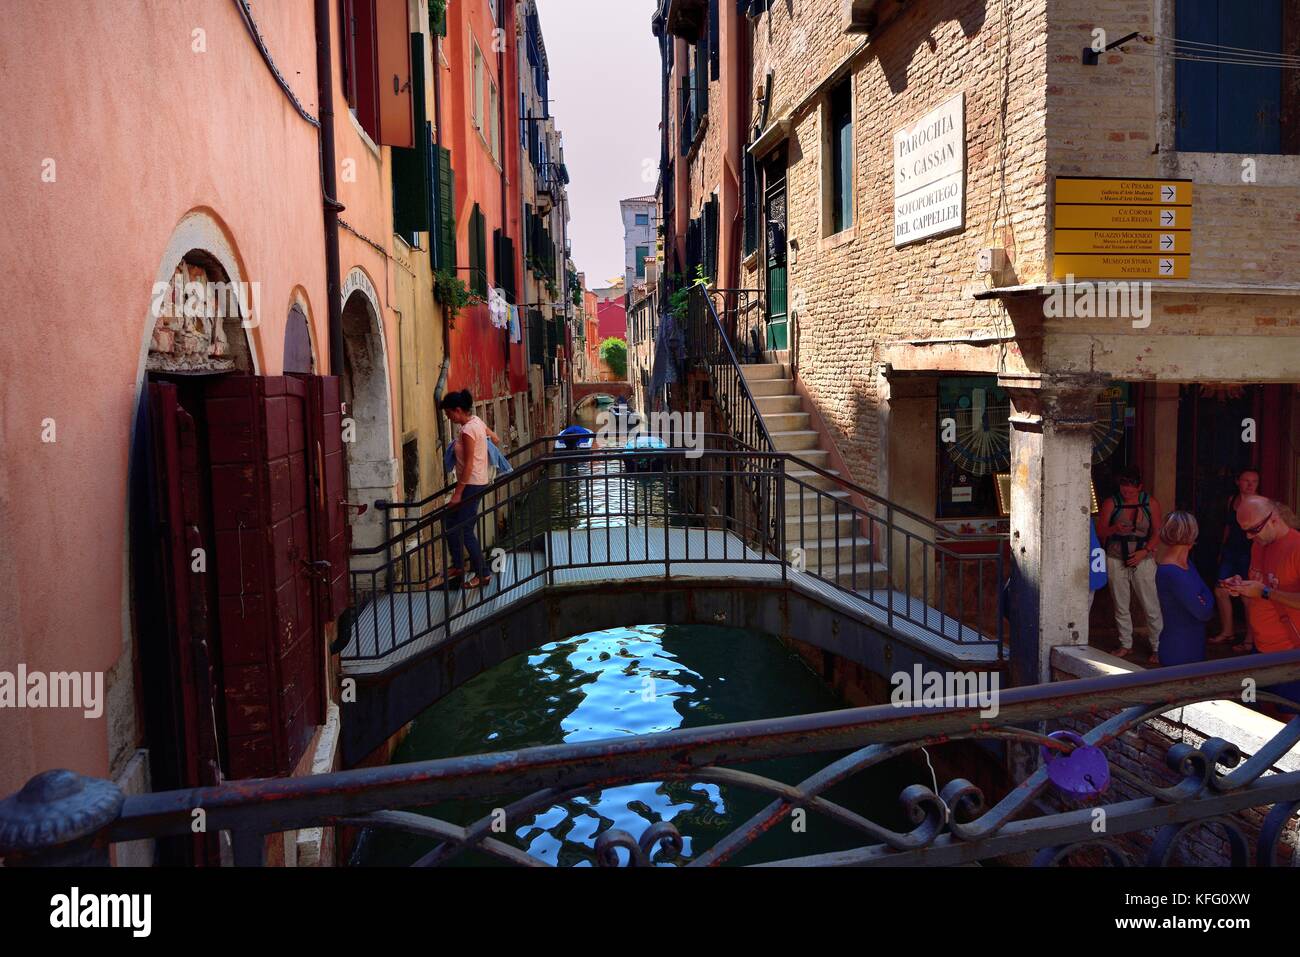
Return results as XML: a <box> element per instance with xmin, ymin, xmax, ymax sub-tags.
<box><xmin>445</xmin><ymin>484</ymin><xmax>489</xmax><ymax>578</ymax></box>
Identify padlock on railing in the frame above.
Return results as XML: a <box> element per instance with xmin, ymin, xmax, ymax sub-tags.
<box><xmin>1041</xmin><ymin>730</ymin><xmax>1110</xmax><ymax>797</ymax></box>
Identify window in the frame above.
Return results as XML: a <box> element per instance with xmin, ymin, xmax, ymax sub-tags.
<box><xmin>432</xmin><ymin>146</ymin><xmax>456</xmax><ymax>270</ymax></box>
<box><xmin>340</xmin><ymin>0</ymin><xmax>412</xmax><ymax>146</ymax></box>
<box><xmin>936</xmin><ymin>377</ymin><xmax>1011</xmax><ymax>520</ymax></box>
<box><xmin>489</xmin><ymin>80</ymin><xmax>501</xmax><ymax>162</ymax></box>
<box><xmin>635</xmin><ymin>212</ymin><xmax>650</xmax><ymax>226</ymax></box>
<box><xmin>473</xmin><ymin>43</ymin><xmax>486</xmax><ymax>132</ymax></box>
<box><xmin>708</xmin><ymin>0</ymin><xmax>720</xmax><ymax>81</ymax></box>
<box><xmin>742</xmin><ymin>149</ymin><xmax>758</xmax><ymax>255</ymax></box>
<box><xmin>827</xmin><ymin>79</ymin><xmax>853</xmax><ymax>234</ymax></box>
<box><xmin>1175</xmin><ymin>0</ymin><xmax>1299</xmax><ymax>154</ymax></box>
<box><xmin>467</xmin><ymin>204</ymin><xmax>489</xmax><ymax>297</ymax></box>
<box><xmin>392</xmin><ymin>32</ymin><xmax>431</xmax><ymax>244</ymax></box>
<box><xmin>635</xmin><ymin>246</ymin><xmax>651</xmax><ymax>278</ymax></box>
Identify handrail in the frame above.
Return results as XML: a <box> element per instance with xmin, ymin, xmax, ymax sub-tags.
<box><xmin>359</xmin><ymin>434</ymin><xmax>767</xmax><ymax>555</ymax></box>
<box><xmin>343</xmin><ymin>441</ymin><xmax>1010</xmax><ymax>662</ymax></box>
<box><xmin>6</xmin><ymin>648</ymin><xmax>1297</xmax><ymax>865</ymax></box>
<box><xmin>689</xmin><ymin>284</ymin><xmax>775</xmax><ymax>453</ymax></box>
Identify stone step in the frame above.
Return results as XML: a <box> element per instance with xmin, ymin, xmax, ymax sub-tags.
<box><xmin>740</xmin><ymin>362</ymin><xmax>790</xmax><ymax>381</ymax></box>
<box><xmin>748</xmin><ymin>377</ymin><xmax>796</xmax><ymax>397</ymax></box>
<box><xmin>793</xmin><ymin>539</ymin><xmax>880</xmax><ymax>572</ymax></box>
<box><xmin>755</xmin><ymin>394</ymin><xmax>803</xmax><ymax>415</ymax></box>
<box><xmin>787</xmin><ymin>467</ymin><xmax>840</xmax><ymax>491</ymax></box>
<box><xmin>784</xmin><ymin>486</ymin><xmax>852</xmax><ymax>506</ymax></box>
<box><xmin>770</xmin><ymin>429</ymin><xmax>821</xmax><ymax>452</ymax></box>
<box><xmin>761</xmin><ymin>411</ymin><xmax>811</xmax><ymax>433</ymax></box>
<box><xmin>783</xmin><ymin>448</ymin><xmax>831</xmax><ymax>469</ymax></box>
<box><xmin>783</xmin><ymin>509</ymin><xmax>859</xmax><ymax>538</ymax></box>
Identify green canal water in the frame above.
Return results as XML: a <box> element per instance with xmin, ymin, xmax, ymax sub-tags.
<box><xmin>354</xmin><ymin>622</ymin><xmax>925</xmax><ymax>867</ymax></box>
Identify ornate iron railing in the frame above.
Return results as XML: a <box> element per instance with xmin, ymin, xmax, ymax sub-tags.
<box><xmin>3</xmin><ymin>651</ymin><xmax>1296</xmax><ymax>866</ymax></box>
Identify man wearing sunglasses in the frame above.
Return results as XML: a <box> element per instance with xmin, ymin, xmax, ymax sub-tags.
<box><xmin>1222</xmin><ymin>495</ymin><xmax>1300</xmax><ymax>708</ymax></box>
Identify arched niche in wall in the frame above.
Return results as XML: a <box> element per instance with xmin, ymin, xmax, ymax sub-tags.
<box><xmin>283</xmin><ymin>302</ymin><xmax>315</xmax><ymax>374</ymax></box>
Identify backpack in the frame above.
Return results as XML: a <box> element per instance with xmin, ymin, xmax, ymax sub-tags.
<box><xmin>1107</xmin><ymin>491</ymin><xmax>1151</xmax><ymax>559</ymax></box>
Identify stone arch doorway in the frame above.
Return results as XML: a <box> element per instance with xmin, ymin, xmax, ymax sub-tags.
<box><xmin>127</xmin><ymin>214</ymin><xmax>263</xmax><ymax>864</ymax></box>
<box><xmin>340</xmin><ymin>268</ymin><xmax>397</xmax><ymax>555</ymax></box>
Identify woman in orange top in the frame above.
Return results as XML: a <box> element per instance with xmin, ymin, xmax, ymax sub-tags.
<box><xmin>438</xmin><ymin>389</ymin><xmax>494</xmax><ymax>589</ymax></box>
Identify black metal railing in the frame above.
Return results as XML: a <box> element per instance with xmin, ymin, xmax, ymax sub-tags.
<box><xmin>340</xmin><ymin>437</ymin><xmax>1006</xmax><ymax>665</ymax></box>
<box><xmin>709</xmin><ymin>288</ymin><xmax>766</xmax><ymax>364</ymax></box>
<box><xmin>685</xmin><ymin>285</ymin><xmax>774</xmax><ymax>455</ymax></box>
<box><xmin>6</xmin><ymin>650</ymin><xmax>1297</xmax><ymax>866</ymax></box>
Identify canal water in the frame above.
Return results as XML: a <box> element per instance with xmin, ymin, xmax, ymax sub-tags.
<box><xmin>354</xmin><ymin>622</ymin><xmax>925</xmax><ymax>867</ymax></box>
<box><xmin>354</xmin><ymin>404</ymin><xmax>925</xmax><ymax>867</ymax></box>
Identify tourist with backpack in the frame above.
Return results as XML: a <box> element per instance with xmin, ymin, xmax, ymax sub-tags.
<box><xmin>1096</xmin><ymin>465</ymin><xmax>1164</xmax><ymax>664</ymax></box>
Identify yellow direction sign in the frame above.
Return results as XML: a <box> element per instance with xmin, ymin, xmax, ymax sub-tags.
<box><xmin>1053</xmin><ymin>176</ymin><xmax>1193</xmax><ymax>279</ymax></box>
<box><xmin>1056</xmin><ymin>179</ymin><xmax>1193</xmax><ymax>206</ymax></box>
<box><xmin>1055</xmin><ymin>205</ymin><xmax>1192</xmax><ymax>230</ymax></box>
<box><xmin>1054</xmin><ymin>229</ymin><xmax>1192</xmax><ymax>254</ymax></box>
<box><xmin>1054</xmin><ymin>254</ymin><xmax>1190</xmax><ymax>280</ymax></box>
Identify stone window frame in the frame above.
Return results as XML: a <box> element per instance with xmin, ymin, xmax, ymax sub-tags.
<box><xmin>1154</xmin><ymin>0</ymin><xmax>1300</xmax><ymax>185</ymax></box>
<box><xmin>820</xmin><ymin>74</ymin><xmax>858</xmax><ymax>245</ymax></box>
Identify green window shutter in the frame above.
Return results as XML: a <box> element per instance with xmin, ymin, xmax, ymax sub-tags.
<box><xmin>392</xmin><ymin>33</ymin><xmax>430</xmax><ymax>239</ymax></box>
<box><xmin>431</xmin><ymin>0</ymin><xmax>447</xmax><ymax>37</ymax></box>
<box><xmin>433</xmin><ymin>146</ymin><xmax>456</xmax><ymax>270</ymax></box>
<box><xmin>473</xmin><ymin>208</ymin><xmax>488</xmax><ymax>297</ymax></box>
<box><xmin>467</xmin><ymin>204</ymin><xmax>480</xmax><ymax>291</ymax></box>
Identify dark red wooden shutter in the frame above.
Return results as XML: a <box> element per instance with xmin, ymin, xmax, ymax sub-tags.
<box><xmin>307</xmin><ymin>374</ymin><xmax>352</xmax><ymax>623</ymax></box>
<box><xmin>206</xmin><ymin>376</ymin><xmax>321</xmax><ymax>779</ymax></box>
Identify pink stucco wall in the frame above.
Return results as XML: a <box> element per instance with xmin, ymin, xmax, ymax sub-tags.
<box><xmin>0</xmin><ymin>2</ymin><xmax>332</xmax><ymax>794</ymax></box>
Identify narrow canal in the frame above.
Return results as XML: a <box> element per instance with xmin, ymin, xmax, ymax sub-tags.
<box><xmin>354</xmin><ymin>406</ymin><xmax>927</xmax><ymax>866</ymax></box>
<box><xmin>353</xmin><ymin>621</ymin><xmax>925</xmax><ymax>866</ymax></box>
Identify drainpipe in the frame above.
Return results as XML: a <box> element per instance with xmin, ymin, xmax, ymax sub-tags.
<box><xmin>314</xmin><ymin>0</ymin><xmax>346</xmax><ymax>377</ymax></box>
<box><xmin>497</xmin><ymin>0</ymin><xmax>513</xmax><ymax>385</ymax></box>
<box><xmin>432</xmin><ymin>16</ymin><xmax>451</xmax><ymax>456</ymax></box>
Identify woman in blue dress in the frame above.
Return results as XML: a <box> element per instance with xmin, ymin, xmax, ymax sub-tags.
<box><xmin>1154</xmin><ymin>511</ymin><xmax>1215</xmax><ymax>667</ymax></box>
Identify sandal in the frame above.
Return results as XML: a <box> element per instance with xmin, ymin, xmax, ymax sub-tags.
<box><xmin>1113</xmin><ymin>647</ymin><xmax>1133</xmax><ymax>659</ymax></box>
<box><xmin>1208</xmin><ymin>632</ymin><xmax>1237</xmax><ymax>645</ymax></box>
<box><xmin>430</xmin><ymin>567</ymin><xmax>464</xmax><ymax>588</ymax></box>
<box><xmin>463</xmin><ymin>573</ymin><xmax>492</xmax><ymax>590</ymax></box>
<box><xmin>1230</xmin><ymin>641</ymin><xmax>1256</xmax><ymax>656</ymax></box>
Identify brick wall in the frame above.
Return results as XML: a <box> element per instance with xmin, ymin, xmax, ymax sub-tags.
<box><xmin>748</xmin><ymin>0</ymin><xmax>1049</xmax><ymax>493</ymax></box>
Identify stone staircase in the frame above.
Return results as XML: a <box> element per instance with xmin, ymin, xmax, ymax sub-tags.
<box><xmin>742</xmin><ymin>362</ymin><xmax>888</xmax><ymax>591</ymax></box>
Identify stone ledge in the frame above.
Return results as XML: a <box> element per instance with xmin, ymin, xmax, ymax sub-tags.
<box><xmin>1051</xmin><ymin>645</ymin><xmax>1300</xmax><ymax>773</ymax></box>
<box><xmin>292</xmin><ymin>702</ymin><xmax>341</xmax><ymax>867</ymax></box>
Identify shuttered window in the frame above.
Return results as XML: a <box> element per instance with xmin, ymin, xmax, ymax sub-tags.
<box><xmin>432</xmin><ymin>146</ymin><xmax>456</xmax><ymax>271</ymax></box>
<box><xmin>467</xmin><ymin>204</ymin><xmax>489</xmax><ymax>297</ymax></box>
<box><xmin>694</xmin><ymin>38</ymin><xmax>709</xmax><ymax>120</ymax></box>
<box><xmin>742</xmin><ymin>149</ymin><xmax>758</xmax><ymax>255</ymax></box>
<box><xmin>704</xmin><ymin>196</ymin><xmax>719</xmax><ymax>280</ymax></box>
<box><xmin>494</xmin><ymin>230</ymin><xmax>516</xmax><ymax>304</ymax></box>
<box><xmin>392</xmin><ymin>32</ymin><xmax>430</xmax><ymax>242</ymax></box>
<box><xmin>1175</xmin><ymin>0</ymin><xmax>1295</xmax><ymax>154</ymax></box>
<box><xmin>709</xmin><ymin>0</ymin><xmax>720</xmax><ymax>81</ymax></box>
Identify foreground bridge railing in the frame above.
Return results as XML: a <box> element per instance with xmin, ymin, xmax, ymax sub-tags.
<box><xmin>3</xmin><ymin>651</ymin><xmax>1296</xmax><ymax>866</ymax></box>
<box><xmin>341</xmin><ymin>436</ymin><xmax>1006</xmax><ymax>663</ymax></box>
